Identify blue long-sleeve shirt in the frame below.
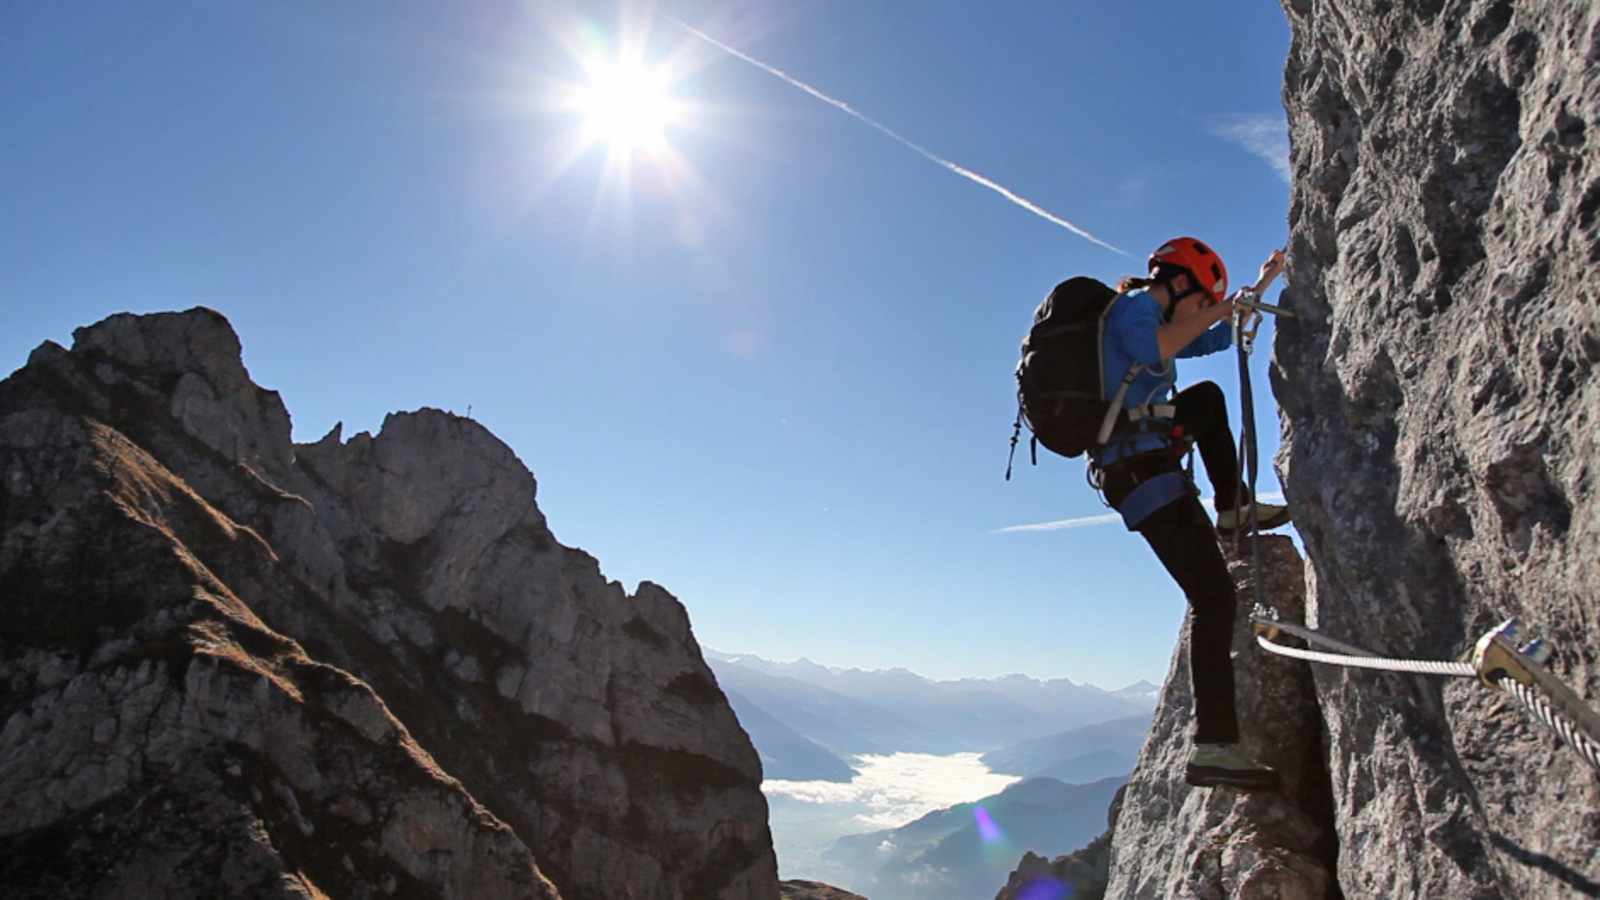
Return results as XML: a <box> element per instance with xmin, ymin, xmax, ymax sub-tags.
<box><xmin>1094</xmin><ymin>288</ymin><xmax>1231</xmax><ymax>461</ymax></box>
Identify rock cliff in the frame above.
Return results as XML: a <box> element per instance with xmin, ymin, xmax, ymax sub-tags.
<box><xmin>1274</xmin><ymin>0</ymin><xmax>1599</xmax><ymax>896</ymax></box>
<box><xmin>0</xmin><ymin>309</ymin><xmax>780</xmax><ymax>898</ymax></box>
<box><xmin>1003</xmin><ymin>2</ymin><xmax>1600</xmax><ymax>898</ymax></box>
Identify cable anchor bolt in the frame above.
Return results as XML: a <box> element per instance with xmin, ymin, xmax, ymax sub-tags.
<box><xmin>1472</xmin><ymin>618</ymin><xmax>1539</xmax><ymax>690</ymax></box>
<box><xmin>1249</xmin><ymin>613</ymin><xmax>1282</xmax><ymax>643</ymax></box>
<box><xmin>1518</xmin><ymin>638</ymin><xmax>1553</xmax><ymax>667</ymax></box>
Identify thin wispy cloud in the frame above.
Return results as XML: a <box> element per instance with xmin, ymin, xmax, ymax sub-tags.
<box><xmin>673</xmin><ymin>19</ymin><xmax>1128</xmax><ymax>256</ymax></box>
<box><xmin>1212</xmin><ymin>114</ymin><xmax>1291</xmax><ymax>184</ymax></box>
<box><xmin>995</xmin><ymin>492</ymin><xmax>1285</xmax><ymax>534</ymax></box>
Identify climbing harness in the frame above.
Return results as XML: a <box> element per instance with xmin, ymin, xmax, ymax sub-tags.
<box><xmin>1254</xmin><ymin>614</ymin><xmax>1600</xmax><ymax>772</ymax></box>
<box><xmin>1229</xmin><ymin>287</ymin><xmax>1283</xmax><ymax>541</ymax></box>
<box><xmin>1086</xmin><ymin>357</ymin><xmax>1194</xmax><ymax>531</ymax></box>
<box><xmin>1231</xmin><ymin>290</ymin><xmax>1268</xmax><ymax>617</ymax></box>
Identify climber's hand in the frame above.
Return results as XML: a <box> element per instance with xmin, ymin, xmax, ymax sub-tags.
<box><xmin>1256</xmin><ymin>249</ymin><xmax>1286</xmax><ymax>290</ymax></box>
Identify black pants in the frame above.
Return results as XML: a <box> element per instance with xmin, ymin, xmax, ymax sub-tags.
<box><xmin>1101</xmin><ymin>381</ymin><xmax>1242</xmax><ymax>743</ymax></box>
<box><xmin>1174</xmin><ymin>380</ymin><xmax>1244</xmax><ymax>512</ymax></box>
<box><xmin>1136</xmin><ymin>495</ymin><xmax>1240</xmax><ymax>744</ymax></box>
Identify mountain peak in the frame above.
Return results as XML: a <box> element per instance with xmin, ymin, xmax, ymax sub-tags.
<box><xmin>2</xmin><ymin>308</ymin><xmax>780</xmax><ymax>899</ymax></box>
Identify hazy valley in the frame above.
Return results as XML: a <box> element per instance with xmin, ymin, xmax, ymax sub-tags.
<box><xmin>705</xmin><ymin>651</ymin><xmax>1153</xmax><ymax>898</ymax></box>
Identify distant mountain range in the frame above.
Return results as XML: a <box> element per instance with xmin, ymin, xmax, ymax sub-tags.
<box><xmin>822</xmin><ymin>776</ymin><xmax>1126</xmax><ymax>900</ymax></box>
<box><xmin>1109</xmin><ymin>679</ymin><xmax>1160</xmax><ymax>705</ymax></box>
<box><xmin>980</xmin><ymin>713</ymin><xmax>1153</xmax><ymax>782</ymax></box>
<box><xmin>723</xmin><ymin>690</ymin><xmax>858</xmax><ymax>782</ymax></box>
<box><xmin>708</xmin><ymin>656</ymin><xmax>919</xmax><ymax>759</ymax></box>
<box><xmin>705</xmin><ymin>650</ymin><xmax>1156</xmax><ymax>762</ymax></box>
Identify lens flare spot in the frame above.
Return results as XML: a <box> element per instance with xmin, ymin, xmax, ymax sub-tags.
<box><xmin>1017</xmin><ymin>877</ymin><xmax>1072</xmax><ymax>900</ymax></box>
<box><xmin>974</xmin><ymin>805</ymin><xmax>1005</xmax><ymax>843</ymax></box>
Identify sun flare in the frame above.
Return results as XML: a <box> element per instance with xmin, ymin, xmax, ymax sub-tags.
<box><xmin>575</xmin><ymin>59</ymin><xmax>681</xmax><ymax>154</ymax></box>
<box><xmin>538</xmin><ymin>19</ymin><xmax>712</xmax><ymax>227</ymax></box>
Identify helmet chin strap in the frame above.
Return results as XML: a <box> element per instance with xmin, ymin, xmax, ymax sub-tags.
<box><xmin>1157</xmin><ymin>274</ymin><xmax>1206</xmax><ymax>322</ymax></box>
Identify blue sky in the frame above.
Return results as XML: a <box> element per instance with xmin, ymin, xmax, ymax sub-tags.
<box><xmin>3</xmin><ymin>2</ymin><xmax>1294</xmax><ymax>688</ymax></box>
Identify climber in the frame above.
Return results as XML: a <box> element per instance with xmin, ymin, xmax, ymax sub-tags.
<box><xmin>1093</xmin><ymin>237</ymin><xmax>1290</xmax><ymax>790</ymax></box>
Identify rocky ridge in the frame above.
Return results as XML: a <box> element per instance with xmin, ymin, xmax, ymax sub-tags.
<box><xmin>0</xmin><ymin>309</ymin><xmax>780</xmax><ymax>898</ymax></box>
<box><xmin>778</xmin><ymin>881</ymin><xmax>868</xmax><ymax>900</ymax></box>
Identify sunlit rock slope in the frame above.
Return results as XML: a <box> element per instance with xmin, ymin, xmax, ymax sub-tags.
<box><xmin>0</xmin><ymin>309</ymin><xmax>779</xmax><ymax>899</ymax></box>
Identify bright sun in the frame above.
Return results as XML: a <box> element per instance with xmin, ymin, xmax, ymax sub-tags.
<box><xmin>576</xmin><ymin>59</ymin><xmax>681</xmax><ymax>154</ymax></box>
<box><xmin>543</xmin><ymin>27</ymin><xmax>700</xmax><ymax>195</ymax></box>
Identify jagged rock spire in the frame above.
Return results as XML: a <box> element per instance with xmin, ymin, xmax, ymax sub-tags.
<box><xmin>0</xmin><ymin>308</ymin><xmax>780</xmax><ymax>899</ymax></box>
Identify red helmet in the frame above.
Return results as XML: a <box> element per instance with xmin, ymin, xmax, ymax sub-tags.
<box><xmin>1149</xmin><ymin>237</ymin><xmax>1228</xmax><ymax>304</ymax></box>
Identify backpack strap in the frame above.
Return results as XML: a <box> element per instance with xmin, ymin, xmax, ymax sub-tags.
<box><xmin>1005</xmin><ymin>401</ymin><xmax>1022</xmax><ymax>481</ymax></box>
<box><xmin>1094</xmin><ymin>293</ymin><xmax>1178</xmax><ymax>446</ymax></box>
<box><xmin>1096</xmin><ymin>363</ymin><xmax>1141</xmax><ymax>446</ymax></box>
<box><xmin>1096</xmin><ymin>362</ymin><xmax>1181</xmax><ymax>446</ymax></box>
<box><xmin>1095</xmin><ymin>292</ymin><xmax>1124</xmax><ymax>401</ymax></box>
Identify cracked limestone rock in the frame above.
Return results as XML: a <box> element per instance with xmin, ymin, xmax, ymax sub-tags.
<box><xmin>1006</xmin><ymin>4</ymin><xmax>1600</xmax><ymax>897</ymax></box>
<box><xmin>1</xmin><ymin>308</ymin><xmax>779</xmax><ymax>899</ymax></box>
<box><xmin>1276</xmin><ymin>0</ymin><xmax>1600</xmax><ymax>897</ymax></box>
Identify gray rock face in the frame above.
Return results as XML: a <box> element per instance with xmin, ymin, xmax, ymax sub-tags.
<box><xmin>1275</xmin><ymin>0</ymin><xmax>1600</xmax><ymax>897</ymax></box>
<box><xmin>1048</xmin><ymin>3</ymin><xmax>1600</xmax><ymax>898</ymax></box>
<box><xmin>0</xmin><ymin>309</ymin><xmax>779</xmax><ymax>899</ymax></box>
<box><xmin>0</xmin><ymin>417</ymin><xmax>558</xmax><ymax>899</ymax></box>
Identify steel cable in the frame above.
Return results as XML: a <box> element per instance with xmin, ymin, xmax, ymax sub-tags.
<box><xmin>1254</xmin><ymin>634</ymin><xmax>1477</xmax><ymax>677</ymax></box>
<box><xmin>1497</xmin><ymin>677</ymin><xmax>1600</xmax><ymax>773</ymax></box>
<box><xmin>1229</xmin><ymin>280</ymin><xmax>1599</xmax><ymax>772</ymax></box>
<box><xmin>1253</xmin><ymin>617</ymin><xmax>1380</xmax><ymax>658</ymax></box>
<box><xmin>1254</xmin><ymin>623</ymin><xmax>1600</xmax><ymax>772</ymax></box>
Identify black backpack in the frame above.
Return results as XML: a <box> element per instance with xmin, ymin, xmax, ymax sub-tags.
<box><xmin>1007</xmin><ymin>277</ymin><xmax>1119</xmax><ymax>475</ymax></box>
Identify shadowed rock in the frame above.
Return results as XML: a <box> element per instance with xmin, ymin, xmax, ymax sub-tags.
<box><xmin>0</xmin><ymin>418</ymin><xmax>559</xmax><ymax>899</ymax></box>
<box><xmin>0</xmin><ymin>309</ymin><xmax>780</xmax><ymax>899</ymax></box>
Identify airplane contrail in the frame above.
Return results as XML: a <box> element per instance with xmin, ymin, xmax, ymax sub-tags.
<box><xmin>995</xmin><ymin>493</ymin><xmax>1286</xmax><ymax>534</ymax></box>
<box><xmin>674</xmin><ymin>20</ymin><xmax>1128</xmax><ymax>257</ymax></box>
<box><xmin>994</xmin><ymin>512</ymin><xmax>1123</xmax><ymax>533</ymax></box>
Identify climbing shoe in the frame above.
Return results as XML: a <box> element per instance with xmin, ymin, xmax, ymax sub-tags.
<box><xmin>1185</xmin><ymin>743</ymin><xmax>1280</xmax><ymax>790</ymax></box>
<box><xmin>1216</xmin><ymin>500</ymin><xmax>1292</xmax><ymax>531</ymax></box>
